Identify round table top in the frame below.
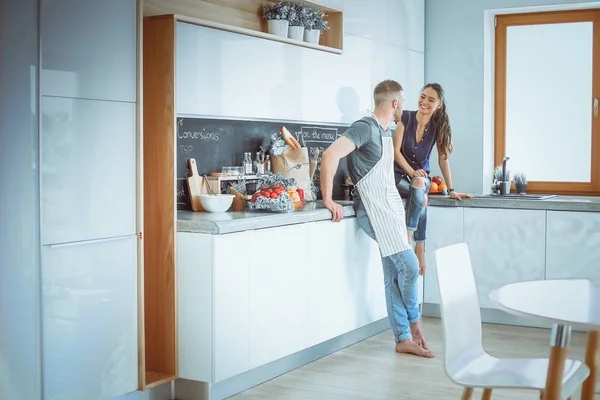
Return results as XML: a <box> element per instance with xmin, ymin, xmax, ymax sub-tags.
<box><xmin>489</xmin><ymin>279</ymin><xmax>600</xmax><ymax>330</ymax></box>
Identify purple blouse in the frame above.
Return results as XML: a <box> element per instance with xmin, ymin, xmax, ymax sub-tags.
<box><xmin>394</xmin><ymin>110</ymin><xmax>437</xmax><ymax>180</ymax></box>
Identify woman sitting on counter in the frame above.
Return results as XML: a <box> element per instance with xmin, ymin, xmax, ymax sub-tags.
<box><xmin>393</xmin><ymin>83</ymin><xmax>473</xmax><ymax>276</ymax></box>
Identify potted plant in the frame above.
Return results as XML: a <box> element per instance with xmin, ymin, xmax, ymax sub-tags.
<box><xmin>263</xmin><ymin>1</ymin><xmax>293</xmax><ymax>38</ymax></box>
<box><xmin>287</xmin><ymin>3</ymin><xmax>311</xmax><ymax>41</ymax></box>
<box><xmin>514</xmin><ymin>172</ymin><xmax>528</xmax><ymax>194</ymax></box>
<box><xmin>304</xmin><ymin>7</ymin><xmax>330</xmax><ymax>44</ymax></box>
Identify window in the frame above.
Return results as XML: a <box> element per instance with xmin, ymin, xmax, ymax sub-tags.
<box><xmin>494</xmin><ymin>9</ymin><xmax>600</xmax><ymax>195</ymax></box>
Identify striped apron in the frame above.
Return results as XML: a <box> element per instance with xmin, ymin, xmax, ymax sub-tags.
<box><xmin>355</xmin><ymin>133</ymin><xmax>411</xmax><ymax>257</ymax></box>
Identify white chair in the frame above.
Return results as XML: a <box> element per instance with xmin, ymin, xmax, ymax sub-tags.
<box><xmin>434</xmin><ymin>242</ymin><xmax>589</xmax><ymax>400</ymax></box>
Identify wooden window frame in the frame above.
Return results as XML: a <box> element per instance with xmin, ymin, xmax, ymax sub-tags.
<box><xmin>494</xmin><ymin>9</ymin><xmax>600</xmax><ymax>195</ymax></box>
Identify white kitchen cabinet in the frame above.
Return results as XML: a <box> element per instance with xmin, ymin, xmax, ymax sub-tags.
<box><xmin>40</xmin><ymin>0</ymin><xmax>136</xmax><ymax>102</ymax></box>
<box><xmin>344</xmin><ymin>218</ymin><xmax>390</xmax><ymax>325</ymax></box>
<box><xmin>385</xmin><ymin>0</ymin><xmax>425</xmax><ymax>52</ymax></box>
<box><xmin>423</xmin><ymin>206</ymin><xmax>465</xmax><ymax>304</ymax></box>
<box><xmin>248</xmin><ymin>224</ymin><xmax>310</xmax><ymax>369</ymax></box>
<box><xmin>371</xmin><ymin>43</ymin><xmax>424</xmax><ymax>126</ymax></box>
<box><xmin>175</xmin><ymin>22</ymin><xmax>374</xmax><ymax>125</ymax></box>
<box><xmin>306</xmin><ymin>217</ymin><xmax>421</xmax><ymax>346</ymax></box>
<box><xmin>41</xmin><ymin>234</ymin><xmax>138</xmax><ymax>400</ymax></box>
<box><xmin>40</xmin><ymin>96</ymin><xmax>136</xmax><ymax>245</ymax></box>
<box><xmin>213</xmin><ymin>232</ymin><xmax>251</xmax><ymax>382</ymax></box>
<box><xmin>177</xmin><ymin>230</ymin><xmax>252</xmax><ymax>383</ymax></box>
<box><xmin>546</xmin><ymin>211</ymin><xmax>600</xmax><ymax>284</ymax></box>
<box><xmin>177</xmin><ymin>216</ymin><xmax>409</xmax><ymax>384</ymax></box>
<box><xmin>306</xmin><ymin>219</ymin><xmax>379</xmax><ymax>346</ymax></box>
<box><xmin>343</xmin><ymin>0</ymin><xmax>424</xmax><ymax>53</ymax></box>
<box><xmin>342</xmin><ymin>1</ymin><xmax>385</xmax><ymax>42</ymax></box>
<box><xmin>177</xmin><ymin>232</ymin><xmax>214</xmax><ymax>382</ymax></box>
<box><xmin>463</xmin><ymin>208</ymin><xmax>546</xmax><ymax>309</ymax></box>
<box><xmin>383</xmin><ymin>46</ymin><xmax>424</xmax><ymax>125</ymax></box>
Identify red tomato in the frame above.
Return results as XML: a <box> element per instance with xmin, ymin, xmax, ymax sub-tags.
<box><xmin>271</xmin><ymin>193</ymin><xmax>279</xmax><ymax>199</ymax></box>
<box><xmin>263</xmin><ymin>192</ymin><xmax>271</xmax><ymax>198</ymax></box>
<box><xmin>260</xmin><ymin>185</ymin><xmax>266</xmax><ymax>190</ymax></box>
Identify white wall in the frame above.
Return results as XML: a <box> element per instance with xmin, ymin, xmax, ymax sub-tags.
<box><xmin>424</xmin><ymin>0</ymin><xmax>600</xmax><ymax>194</ymax></box>
<box><xmin>177</xmin><ymin>0</ymin><xmax>424</xmax><ymax>124</ymax></box>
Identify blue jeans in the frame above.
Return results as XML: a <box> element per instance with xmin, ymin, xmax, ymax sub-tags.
<box><xmin>396</xmin><ymin>175</ymin><xmax>429</xmax><ymax>243</ymax></box>
<box><xmin>354</xmin><ymin>198</ymin><xmax>421</xmax><ymax>343</ymax></box>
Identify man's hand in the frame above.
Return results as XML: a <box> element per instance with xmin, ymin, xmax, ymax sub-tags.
<box><xmin>323</xmin><ymin>199</ymin><xmax>344</xmax><ymax>222</ymax></box>
<box><xmin>411</xmin><ymin>169</ymin><xmax>428</xmax><ymax>178</ymax></box>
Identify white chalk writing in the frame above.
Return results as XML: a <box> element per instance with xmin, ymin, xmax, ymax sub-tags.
<box><xmin>178</xmin><ymin>128</ymin><xmax>220</xmax><ymax>141</ymax></box>
<box><xmin>179</xmin><ymin>144</ymin><xmax>193</xmax><ymax>155</ymax></box>
<box><xmin>298</xmin><ymin>126</ymin><xmax>339</xmax><ymax>146</ymax></box>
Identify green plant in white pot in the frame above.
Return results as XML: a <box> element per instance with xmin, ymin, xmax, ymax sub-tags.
<box><xmin>287</xmin><ymin>3</ymin><xmax>311</xmax><ymax>41</ymax></box>
<box><xmin>304</xmin><ymin>8</ymin><xmax>330</xmax><ymax>44</ymax></box>
<box><xmin>263</xmin><ymin>1</ymin><xmax>292</xmax><ymax>38</ymax></box>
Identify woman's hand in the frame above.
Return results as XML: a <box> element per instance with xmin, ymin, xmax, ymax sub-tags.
<box><xmin>449</xmin><ymin>191</ymin><xmax>474</xmax><ymax>201</ymax></box>
<box><xmin>411</xmin><ymin>169</ymin><xmax>428</xmax><ymax>178</ymax></box>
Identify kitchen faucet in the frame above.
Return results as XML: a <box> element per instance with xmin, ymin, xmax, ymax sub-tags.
<box><xmin>502</xmin><ymin>156</ymin><xmax>510</xmax><ymax>182</ymax></box>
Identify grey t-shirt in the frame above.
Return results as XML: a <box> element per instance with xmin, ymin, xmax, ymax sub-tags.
<box><xmin>343</xmin><ymin>116</ymin><xmax>391</xmax><ymax>185</ymax></box>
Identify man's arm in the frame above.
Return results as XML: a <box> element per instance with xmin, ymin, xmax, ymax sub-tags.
<box><xmin>320</xmin><ymin>136</ymin><xmax>357</xmax><ymax>222</ymax></box>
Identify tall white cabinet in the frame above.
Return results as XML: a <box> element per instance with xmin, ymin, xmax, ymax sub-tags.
<box><xmin>40</xmin><ymin>0</ymin><xmax>138</xmax><ymax>399</ymax></box>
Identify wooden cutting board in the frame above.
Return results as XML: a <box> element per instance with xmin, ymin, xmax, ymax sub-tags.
<box><xmin>187</xmin><ymin>158</ymin><xmax>204</xmax><ymax>211</ymax></box>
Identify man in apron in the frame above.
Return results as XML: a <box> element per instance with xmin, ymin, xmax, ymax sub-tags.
<box><xmin>320</xmin><ymin>80</ymin><xmax>433</xmax><ymax>358</ymax></box>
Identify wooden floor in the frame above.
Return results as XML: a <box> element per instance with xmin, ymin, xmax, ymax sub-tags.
<box><xmin>229</xmin><ymin>317</ymin><xmax>599</xmax><ymax>400</ymax></box>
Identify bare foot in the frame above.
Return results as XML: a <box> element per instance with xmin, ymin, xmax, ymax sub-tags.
<box><xmin>410</xmin><ymin>321</ymin><xmax>429</xmax><ymax>350</ymax></box>
<box><xmin>415</xmin><ymin>243</ymin><xmax>426</xmax><ymax>275</ymax></box>
<box><xmin>395</xmin><ymin>339</ymin><xmax>434</xmax><ymax>358</ymax></box>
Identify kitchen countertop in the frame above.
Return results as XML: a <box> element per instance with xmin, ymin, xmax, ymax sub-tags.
<box><xmin>428</xmin><ymin>194</ymin><xmax>600</xmax><ymax>212</ymax></box>
<box><xmin>177</xmin><ymin>200</ymin><xmax>356</xmax><ymax>235</ymax></box>
<box><xmin>177</xmin><ymin>195</ymin><xmax>600</xmax><ymax>235</ymax></box>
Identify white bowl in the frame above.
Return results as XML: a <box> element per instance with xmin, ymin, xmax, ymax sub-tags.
<box><xmin>198</xmin><ymin>194</ymin><xmax>235</xmax><ymax>213</ymax></box>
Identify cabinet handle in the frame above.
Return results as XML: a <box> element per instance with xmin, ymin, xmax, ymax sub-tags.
<box><xmin>595</xmin><ymin>98</ymin><xmax>599</xmax><ymax>118</ymax></box>
<box><xmin>48</xmin><ymin>234</ymin><xmax>133</xmax><ymax>248</ymax></box>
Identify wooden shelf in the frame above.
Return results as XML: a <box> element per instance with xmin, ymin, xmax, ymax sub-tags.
<box><xmin>138</xmin><ymin>0</ymin><xmax>344</xmax><ymax>390</ymax></box>
<box><xmin>143</xmin><ymin>0</ymin><xmax>344</xmax><ymax>54</ymax></box>
<box><xmin>145</xmin><ymin>371</ymin><xmax>177</xmax><ymax>389</ymax></box>
<box><xmin>141</xmin><ymin>14</ymin><xmax>178</xmax><ymax>390</ymax></box>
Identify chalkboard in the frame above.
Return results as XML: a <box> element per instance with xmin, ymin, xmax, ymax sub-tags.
<box><xmin>176</xmin><ymin>116</ymin><xmax>351</xmax><ymax>210</ymax></box>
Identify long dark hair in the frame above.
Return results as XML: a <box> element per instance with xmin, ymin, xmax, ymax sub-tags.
<box><xmin>422</xmin><ymin>83</ymin><xmax>452</xmax><ymax>159</ymax></box>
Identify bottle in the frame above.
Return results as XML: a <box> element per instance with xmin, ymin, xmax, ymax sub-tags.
<box><xmin>254</xmin><ymin>152</ymin><xmax>262</xmax><ymax>174</ymax></box>
<box><xmin>243</xmin><ymin>152</ymin><xmax>253</xmax><ymax>175</ymax></box>
<box><xmin>265</xmin><ymin>154</ymin><xmax>271</xmax><ymax>173</ymax></box>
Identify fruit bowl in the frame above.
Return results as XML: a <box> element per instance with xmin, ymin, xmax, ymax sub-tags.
<box><xmin>247</xmin><ymin>173</ymin><xmax>304</xmax><ymax>213</ymax></box>
<box><xmin>198</xmin><ymin>194</ymin><xmax>235</xmax><ymax>213</ymax></box>
<box><xmin>429</xmin><ymin>175</ymin><xmax>447</xmax><ymax>194</ymax></box>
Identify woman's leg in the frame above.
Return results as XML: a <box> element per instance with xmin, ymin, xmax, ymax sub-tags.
<box><xmin>397</xmin><ymin>176</ymin><xmax>429</xmax><ymax>244</ymax></box>
<box><xmin>397</xmin><ymin>176</ymin><xmax>423</xmax><ymax>244</ymax></box>
<box><xmin>414</xmin><ymin>210</ymin><xmax>427</xmax><ymax>275</ymax></box>
<box><xmin>413</xmin><ymin>179</ymin><xmax>430</xmax><ymax>275</ymax></box>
